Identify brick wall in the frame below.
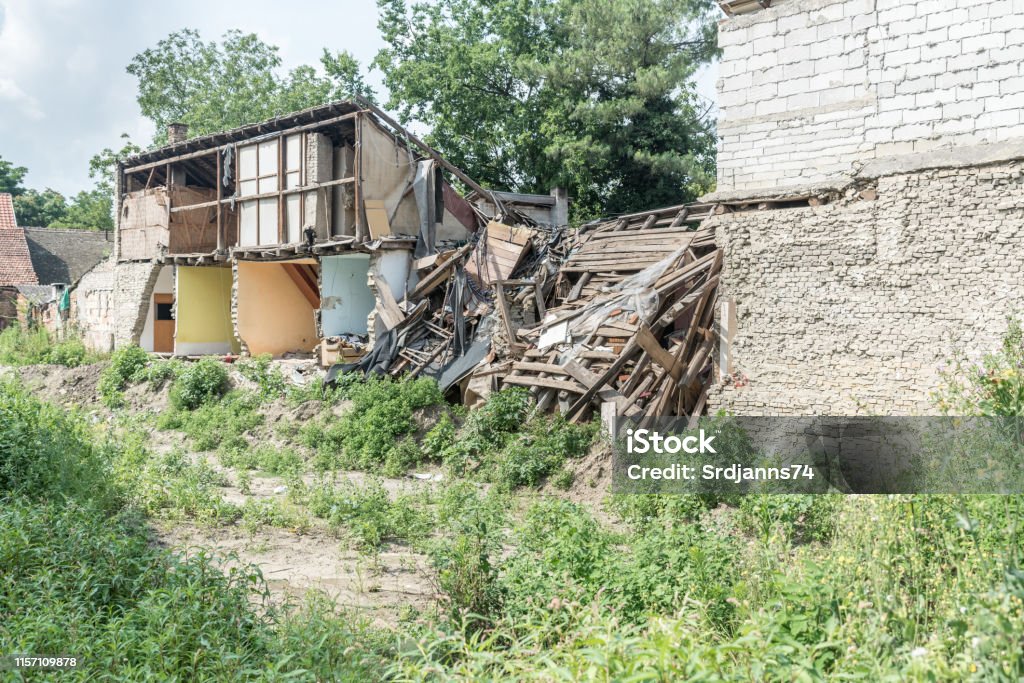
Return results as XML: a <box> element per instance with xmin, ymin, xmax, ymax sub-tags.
<box><xmin>73</xmin><ymin>257</ymin><xmax>116</xmax><ymax>352</ymax></box>
<box><xmin>707</xmin><ymin>160</ymin><xmax>1024</xmax><ymax>415</ymax></box>
<box><xmin>717</xmin><ymin>0</ymin><xmax>1024</xmax><ymax>192</ymax></box>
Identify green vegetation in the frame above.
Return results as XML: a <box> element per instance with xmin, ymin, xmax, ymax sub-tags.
<box><xmin>0</xmin><ymin>380</ymin><xmax>389</xmax><ymax>680</ymax></box>
<box><xmin>442</xmin><ymin>387</ymin><xmax>597</xmax><ymax>489</ymax></box>
<box><xmin>0</xmin><ymin>326</ymin><xmax>98</xmax><ymax>368</ymax></box>
<box><xmin>169</xmin><ymin>357</ymin><xmax>229</xmax><ymax>410</ymax></box>
<box><xmin>3</xmin><ymin>322</ymin><xmax>1024</xmax><ymax>680</ymax></box>
<box><xmin>98</xmin><ymin>345</ymin><xmax>151</xmax><ymax>407</ymax></box>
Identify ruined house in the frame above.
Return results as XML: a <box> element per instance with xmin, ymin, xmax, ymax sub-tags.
<box><xmin>0</xmin><ymin>192</ymin><xmax>39</xmax><ymax>330</ymax></box>
<box><xmin>100</xmin><ymin>100</ymin><xmax>533</xmax><ymax>360</ymax></box>
<box><xmin>707</xmin><ymin>0</ymin><xmax>1024</xmax><ymax>415</ymax></box>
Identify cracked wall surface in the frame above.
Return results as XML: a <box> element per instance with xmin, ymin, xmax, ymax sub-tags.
<box><xmin>717</xmin><ymin>0</ymin><xmax>1024</xmax><ymax>192</ymax></box>
<box><xmin>708</xmin><ymin>160</ymin><xmax>1024</xmax><ymax>416</ymax></box>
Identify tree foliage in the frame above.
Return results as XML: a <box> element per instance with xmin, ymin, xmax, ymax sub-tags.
<box><xmin>126</xmin><ymin>29</ymin><xmax>374</xmax><ymax>145</ymax></box>
<box><xmin>0</xmin><ymin>140</ymin><xmax>137</xmax><ymax>231</ymax></box>
<box><xmin>0</xmin><ymin>156</ymin><xmax>28</xmax><ymax>196</ymax></box>
<box><xmin>375</xmin><ymin>0</ymin><xmax>719</xmax><ymax>220</ymax></box>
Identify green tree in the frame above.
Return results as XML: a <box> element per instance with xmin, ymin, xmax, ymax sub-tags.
<box><xmin>12</xmin><ymin>189</ymin><xmax>67</xmax><ymax>227</ymax></box>
<box><xmin>127</xmin><ymin>30</ymin><xmax>374</xmax><ymax>145</ymax></box>
<box><xmin>0</xmin><ymin>155</ymin><xmax>28</xmax><ymax>196</ymax></box>
<box><xmin>375</xmin><ymin>0</ymin><xmax>719</xmax><ymax>220</ymax></box>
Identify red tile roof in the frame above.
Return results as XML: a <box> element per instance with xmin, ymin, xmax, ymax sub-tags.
<box><xmin>0</xmin><ymin>194</ymin><xmax>39</xmax><ymax>285</ymax></box>
<box><xmin>0</xmin><ymin>192</ymin><xmax>16</xmax><ymax>230</ymax></box>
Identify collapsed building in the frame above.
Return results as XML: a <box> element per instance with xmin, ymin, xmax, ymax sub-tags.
<box><xmin>102</xmin><ymin>100</ymin><xmax>563</xmax><ymax>362</ymax></box>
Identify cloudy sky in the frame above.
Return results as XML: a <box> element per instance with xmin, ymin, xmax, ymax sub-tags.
<box><xmin>0</xmin><ymin>0</ymin><xmax>717</xmax><ymax>197</ymax></box>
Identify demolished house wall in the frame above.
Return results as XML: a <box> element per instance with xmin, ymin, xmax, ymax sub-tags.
<box><xmin>113</xmin><ymin>261</ymin><xmax>164</xmax><ymax>347</ymax></box>
<box><xmin>235</xmin><ymin>260</ymin><xmax>319</xmax><ymax>356</ymax></box>
<box><xmin>361</xmin><ymin>118</ymin><xmax>472</xmax><ymax>243</ymax></box>
<box><xmin>119</xmin><ymin>189</ymin><xmax>169</xmax><ymax>261</ymax></box>
<box><xmin>716</xmin><ymin>0</ymin><xmax>1024</xmax><ymax>192</ymax></box>
<box><xmin>175</xmin><ymin>266</ymin><xmax>237</xmax><ymax>355</ymax></box>
<box><xmin>707</xmin><ymin>158</ymin><xmax>1024</xmax><ymax>416</ymax></box>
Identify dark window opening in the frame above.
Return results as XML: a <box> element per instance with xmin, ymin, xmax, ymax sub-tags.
<box><xmin>156</xmin><ymin>303</ymin><xmax>174</xmax><ymax>321</ymax></box>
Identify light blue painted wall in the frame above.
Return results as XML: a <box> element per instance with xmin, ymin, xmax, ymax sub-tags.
<box><xmin>320</xmin><ymin>254</ymin><xmax>375</xmax><ymax>336</ymax></box>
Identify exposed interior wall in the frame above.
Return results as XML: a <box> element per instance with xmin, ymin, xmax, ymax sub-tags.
<box><xmin>361</xmin><ymin>118</ymin><xmax>471</xmax><ymax>243</ymax></box>
<box><xmin>708</xmin><ymin>160</ymin><xmax>1024</xmax><ymax>416</ymax></box>
<box><xmin>716</xmin><ymin>0</ymin><xmax>1024</xmax><ymax>192</ymax></box>
<box><xmin>119</xmin><ymin>189</ymin><xmax>169</xmax><ymax>261</ymax></box>
<box><xmin>138</xmin><ymin>265</ymin><xmax>174</xmax><ymax>352</ymax></box>
<box><xmin>368</xmin><ymin>249</ymin><xmax>412</xmax><ymax>340</ymax></box>
<box><xmin>175</xmin><ymin>266</ymin><xmax>238</xmax><ymax>355</ymax></box>
<box><xmin>236</xmin><ymin>260</ymin><xmax>319</xmax><ymax>356</ymax></box>
<box><xmin>73</xmin><ymin>256</ymin><xmax>115</xmax><ymax>352</ymax></box>
<box><xmin>167</xmin><ymin>186</ymin><xmax>236</xmax><ymax>254</ymax></box>
<box><xmin>320</xmin><ymin>254</ymin><xmax>375</xmax><ymax>336</ymax></box>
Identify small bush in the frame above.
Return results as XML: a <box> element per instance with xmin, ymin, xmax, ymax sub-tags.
<box><xmin>170</xmin><ymin>358</ymin><xmax>229</xmax><ymax>410</ymax></box>
<box><xmin>236</xmin><ymin>353</ymin><xmax>287</xmax><ymax>401</ymax></box>
<box><xmin>307</xmin><ymin>479</ymin><xmax>431</xmax><ymax>551</ymax></box>
<box><xmin>739</xmin><ymin>494</ymin><xmax>840</xmax><ymax>545</ymax></box>
<box><xmin>158</xmin><ymin>390</ymin><xmax>263</xmax><ymax>451</ymax></box>
<box><xmin>98</xmin><ymin>345</ymin><xmax>150</xmax><ymax>407</ymax></box>
<box><xmin>307</xmin><ymin>376</ymin><xmax>445</xmax><ymax>474</ymax></box>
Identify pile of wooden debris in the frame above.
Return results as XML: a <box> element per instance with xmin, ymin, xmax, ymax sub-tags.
<box><xmin>331</xmin><ymin>202</ymin><xmax>723</xmax><ymax>424</ymax></box>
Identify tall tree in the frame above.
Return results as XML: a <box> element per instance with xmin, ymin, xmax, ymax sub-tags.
<box><xmin>127</xmin><ymin>30</ymin><xmax>374</xmax><ymax>145</ymax></box>
<box><xmin>0</xmin><ymin>155</ymin><xmax>28</xmax><ymax>197</ymax></box>
<box><xmin>375</xmin><ymin>0</ymin><xmax>719</xmax><ymax>220</ymax></box>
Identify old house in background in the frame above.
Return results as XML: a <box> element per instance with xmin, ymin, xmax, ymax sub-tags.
<box><xmin>0</xmin><ymin>192</ymin><xmax>113</xmax><ymax>335</ymax></box>
<box><xmin>94</xmin><ymin>99</ymin><xmax>566</xmax><ymax>361</ymax></box>
<box><xmin>0</xmin><ymin>193</ymin><xmax>38</xmax><ymax>330</ymax></box>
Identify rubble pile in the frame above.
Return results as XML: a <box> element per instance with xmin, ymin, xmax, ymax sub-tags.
<box><xmin>332</xmin><ymin>202</ymin><xmax>723</xmax><ymax>424</ymax></box>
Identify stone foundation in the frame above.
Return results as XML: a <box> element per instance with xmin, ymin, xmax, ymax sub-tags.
<box><xmin>708</xmin><ymin>158</ymin><xmax>1024</xmax><ymax>416</ymax></box>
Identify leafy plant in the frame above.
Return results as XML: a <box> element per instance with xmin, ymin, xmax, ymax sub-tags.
<box><xmin>170</xmin><ymin>358</ymin><xmax>229</xmax><ymax>410</ymax></box>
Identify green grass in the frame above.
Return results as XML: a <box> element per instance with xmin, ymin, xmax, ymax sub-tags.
<box><xmin>0</xmin><ymin>325</ymin><xmax>100</xmax><ymax>368</ymax></box>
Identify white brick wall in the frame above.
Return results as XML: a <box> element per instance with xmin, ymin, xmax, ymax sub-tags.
<box><xmin>717</xmin><ymin>0</ymin><xmax>1024</xmax><ymax>192</ymax></box>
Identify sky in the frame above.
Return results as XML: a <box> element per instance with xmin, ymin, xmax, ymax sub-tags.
<box><xmin>0</xmin><ymin>0</ymin><xmax>717</xmax><ymax>197</ymax></box>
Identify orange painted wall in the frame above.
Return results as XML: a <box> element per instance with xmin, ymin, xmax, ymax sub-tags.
<box><xmin>236</xmin><ymin>261</ymin><xmax>319</xmax><ymax>356</ymax></box>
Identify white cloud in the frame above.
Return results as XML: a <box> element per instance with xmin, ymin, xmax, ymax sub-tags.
<box><xmin>0</xmin><ymin>76</ymin><xmax>43</xmax><ymax>119</ymax></box>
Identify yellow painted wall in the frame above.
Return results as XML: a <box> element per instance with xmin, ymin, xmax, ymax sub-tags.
<box><xmin>175</xmin><ymin>266</ymin><xmax>239</xmax><ymax>354</ymax></box>
<box><xmin>236</xmin><ymin>261</ymin><xmax>319</xmax><ymax>356</ymax></box>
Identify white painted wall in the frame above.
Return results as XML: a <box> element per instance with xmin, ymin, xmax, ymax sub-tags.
<box><xmin>138</xmin><ymin>265</ymin><xmax>174</xmax><ymax>352</ymax></box>
<box><xmin>716</xmin><ymin>0</ymin><xmax>1024</xmax><ymax>192</ymax></box>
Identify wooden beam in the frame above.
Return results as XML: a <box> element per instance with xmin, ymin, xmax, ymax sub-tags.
<box><xmin>282</xmin><ymin>263</ymin><xmax>320</xmax><ymax>308</ymax></box>
<box><xmin>635</xmin><ymin>324</ymin><xmax>682</xmax><ymax>382</ymax></box>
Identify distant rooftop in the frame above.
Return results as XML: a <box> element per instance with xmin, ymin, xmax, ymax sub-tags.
<box><xmin>23</xmin><ymin>227</ymin><xmax>113</xmax><ymax>286</ymax></box>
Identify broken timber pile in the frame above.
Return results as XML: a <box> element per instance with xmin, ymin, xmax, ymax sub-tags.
<box><xmin>503</xmin><ymin>204</ymin><xmax>721</xmax><ymax>423</ymax></box>
<box><xmin>333</xmin><ymin>202</ymin><xmax>721</xmax><ymax>424</ymax></box>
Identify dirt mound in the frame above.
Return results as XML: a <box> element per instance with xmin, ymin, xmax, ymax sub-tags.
<box><xmin>17</xmin><ymin>362</ymin><xmax>107</xmax><ymax>408</ymax></box>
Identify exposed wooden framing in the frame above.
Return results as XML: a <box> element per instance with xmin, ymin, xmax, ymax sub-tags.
<box><xmin>282</xmin><ymin>263</ymin><xmax>320</xmax><ymax>308</ymax></box>
<box><xmin>277</xmin><ymin>134</ymin><xmax>284</xmax><ymax>244</ymax></box>
<box><xmin>169</xmin><ymin>177</ymin><xmax>357</xmax><ymax>213</ymax></box>
<box><xmin>354</xmin><ymin>113</ymin><xmax>365</xmax><ymax>242</ymax></box>
<box><xmin>122</xmin><ymin>110</ymin><xmax>364</xmax><ymax>175</ymax></box>
<box><xmin>165</xmin><ymin>162</ymin><xmax>172</xmax><ymax>229</ymax></box>
<box><xmin>215</xmin><ymin>149</ymin><xmax>223</xmax><ymax>252</ymax></box>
